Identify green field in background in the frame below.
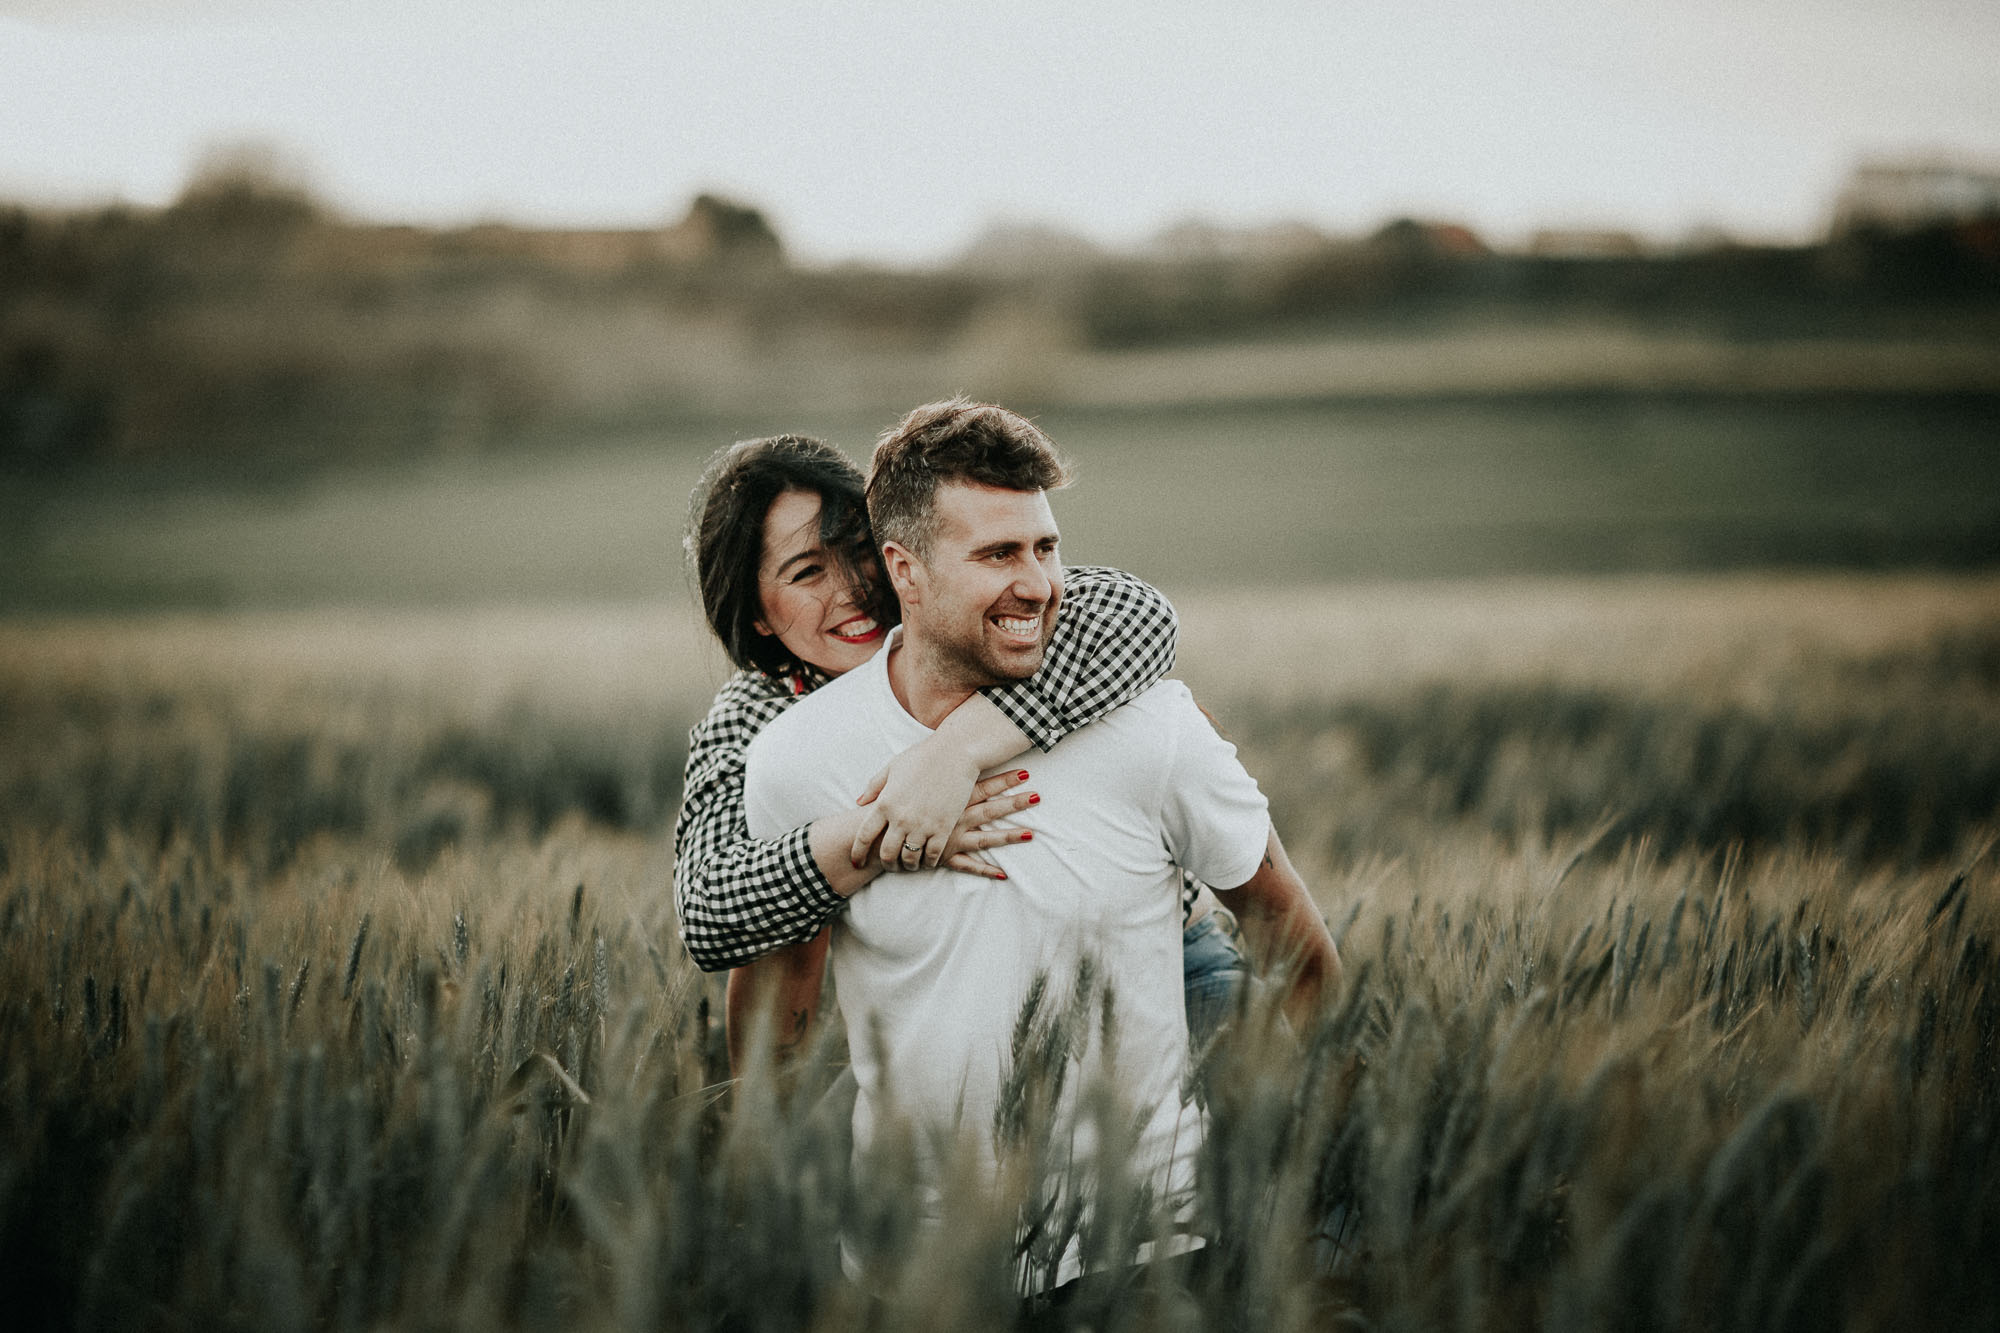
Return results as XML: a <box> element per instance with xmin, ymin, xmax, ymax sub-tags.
<box><xmin>8</xmin><ymin>391</ymin><xmax>1997</xmax><ymax>611</ymax></box>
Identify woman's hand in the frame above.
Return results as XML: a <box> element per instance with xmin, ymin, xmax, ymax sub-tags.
<box><xmin>937</xmin><ymin>769</ymin><xmax>1039</xmax><ymax>879</ymax></box>
<box><xmin>849</xmin><ymin>730</ymin><xmax>978</xmax><ymax>869</ymax></box>
<box><xmin>846</xmin><ymin>758</ymin><xmax>1037</xmax><ymax>878</ymax></box>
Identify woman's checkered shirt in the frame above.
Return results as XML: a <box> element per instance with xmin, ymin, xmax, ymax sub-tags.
<box><xmin>672</xmin><ymin>566</ymin><xmax>1196</xmax><ymax>971</ymax></box>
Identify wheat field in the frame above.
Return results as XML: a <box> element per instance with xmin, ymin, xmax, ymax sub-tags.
<box><xmin>2</xmin><ymin>574</ymin><xmax>1996</xmax><ymax>1330</ymax></box>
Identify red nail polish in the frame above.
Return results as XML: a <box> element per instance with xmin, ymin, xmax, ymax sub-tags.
<box><xmin>1028</xmin><ymin>794</ymin><xmax>1040</xmax><ymax>805</ymax></box>
<box><xmin>1021</xmin><ymin>831</ymin><xmax>1033</xmax><ymax>841</ymax></box>
<box><xmin>1018</xmin><ymin>770</ymin><xmax>1030</xmax><ymax>781</ymax></box>
<box><xmin>996</xmin><ymin>871</ymin><xmax>1008</xmax><ymax>880</ymax></box>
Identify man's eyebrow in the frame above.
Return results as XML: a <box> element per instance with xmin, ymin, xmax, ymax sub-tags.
<box><xmin>966</xmin><ymin>538</ymin><xmax>1023</xmax><ymax>558</ymax></box>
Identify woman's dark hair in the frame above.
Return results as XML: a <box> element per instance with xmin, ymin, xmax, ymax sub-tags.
<box><xmin>685</xmin><ymin>434</ymin><xmax>896</xmax><ymax>678</ymax></box>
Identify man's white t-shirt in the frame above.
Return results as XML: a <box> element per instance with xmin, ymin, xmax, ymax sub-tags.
<box><xmin>742</xmin><ymin>629</ymin><xmax>1269</xmax><ymax>1291</ymax></box>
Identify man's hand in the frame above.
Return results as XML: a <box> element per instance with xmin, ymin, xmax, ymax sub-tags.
<box><xmin>1216</xmin><ymin>824</ymin><xmax>1343</xmax><ymax>1033</ymax></box>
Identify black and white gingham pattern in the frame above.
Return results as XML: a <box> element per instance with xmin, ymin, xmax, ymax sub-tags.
<box><xmin>672</xmin><ymin>669</ymin><xmax>844</xmax><ymax>972</ymax></box>
<box><xmin>977</xmin><ymin>565</ymin><xmax>1179</xmax><ymax>751</ymax></box>
<box><xmin>672</xmin><ymin>565</ymin><xmax>1185</xmax><ymax>971</ymax></box>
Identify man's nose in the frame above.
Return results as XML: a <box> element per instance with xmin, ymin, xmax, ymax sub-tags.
<box><xmin>1013</xmin><ymin>558</ymin><xmax>1054</xmax><ymax>604</ymax></box>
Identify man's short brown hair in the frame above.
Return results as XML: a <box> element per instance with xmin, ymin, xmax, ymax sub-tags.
<box><xmin>866</xmin><ymin>398</ymin><xmax>1072</xmax><ymax>557</ymax></box>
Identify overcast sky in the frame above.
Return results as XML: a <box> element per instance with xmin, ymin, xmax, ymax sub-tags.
<box><xmin>3</xmin><ymin>0</ymin><xmax>1996</xmax><ymax>264</ymax></box>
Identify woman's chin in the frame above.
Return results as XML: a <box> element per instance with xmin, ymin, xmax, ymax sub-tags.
<box><xmin>812</xmin><ymin>629</ymin><xmax>885</xmax><ymax>676</ymax></box>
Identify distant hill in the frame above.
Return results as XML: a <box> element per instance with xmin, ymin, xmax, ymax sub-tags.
<box><xmin>4</xmin><ymin>170</ymin><xmax>1998</xmax><ymax>471</ymax></box>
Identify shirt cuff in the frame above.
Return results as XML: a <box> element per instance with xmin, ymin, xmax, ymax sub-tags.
<box><xmin>776</xmin><ymin>822</ymin><xmax>846</xmax><ymax>915</ymax></box>
<box><xmin>980</xmin><ymin>684</ymin><xmax>1067</xmax><ymax>752</ymax></box>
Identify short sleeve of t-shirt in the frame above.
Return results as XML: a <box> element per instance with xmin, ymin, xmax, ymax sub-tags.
<box><xmin>1157</xmin><ymin>688</ymin><xmax>1270</xmax><ymax>892</ymax></box>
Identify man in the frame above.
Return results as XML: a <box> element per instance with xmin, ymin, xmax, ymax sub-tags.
<box><xmin>742</xmin><ymin>398</ymin><xmax>1340</xmax><ymax>1297</ymax></box>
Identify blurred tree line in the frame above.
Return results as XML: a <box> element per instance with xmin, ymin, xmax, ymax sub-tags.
<box><xmin>4</xmin><ymin>152</ymin><xmax>1998</xmax><ymax>471</ymax></box>
<box><xmin>1069</xmin><ymin>214</ymin><xmax>2000</xmax><ymax>347</ymax></box>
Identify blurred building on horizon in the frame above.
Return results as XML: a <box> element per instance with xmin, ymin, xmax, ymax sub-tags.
<box><xmin>1833</xmin><ymin>156</ymin><xmax>2000</xmax><ymax>234</ymax></box>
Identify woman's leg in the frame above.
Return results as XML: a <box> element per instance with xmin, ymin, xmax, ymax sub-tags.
<box><xmin>724</xmin><ymin>925</ymin><xmax>830</xmax><ymax>1077</ymax></box>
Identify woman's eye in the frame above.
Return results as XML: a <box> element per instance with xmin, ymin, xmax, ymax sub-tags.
<box><xmin>789</xmin><ymin>563</ymin><xmax>822</xmax><ymax>583</ymax></box>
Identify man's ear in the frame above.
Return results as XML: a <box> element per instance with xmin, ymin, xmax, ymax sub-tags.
<box><xmin>880</xmin><ymin>540</ymin><xmax>922</xmax><ymax>607</ymax></box>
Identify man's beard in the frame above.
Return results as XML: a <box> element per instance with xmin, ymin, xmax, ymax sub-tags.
<box><xmin>922</xmin><ymin>599</ymin><xmax>1057</xmax><ymax>691</ymax></box>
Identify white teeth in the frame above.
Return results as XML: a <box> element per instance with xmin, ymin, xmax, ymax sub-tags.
<box><xmin>830</xmin><ymin>617</ymin><xmax>878</xmax><ymax>640</ymax></box>
<box><xmin>994</xmin><ymin>616</ymin><xmax>1039</xmax><ymax>635</ymax></box>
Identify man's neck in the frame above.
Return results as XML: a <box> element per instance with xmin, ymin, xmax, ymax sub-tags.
<box><xmin>885</xmin><ymin>629</ymin><xmax>981</xmax><ymax>729</ymax></box>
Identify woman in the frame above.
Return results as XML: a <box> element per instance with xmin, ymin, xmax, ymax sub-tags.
<box><xmin>672</xmin><ymin>433</ymin><xmax>1249</xmax><ymax>1072</ymax></box>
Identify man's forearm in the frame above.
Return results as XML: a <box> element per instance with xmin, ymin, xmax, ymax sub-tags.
<box><xmin>1218</xmin><ymin>825</ymin><xmax>1343</xmax><ymax>1031</ymax></box>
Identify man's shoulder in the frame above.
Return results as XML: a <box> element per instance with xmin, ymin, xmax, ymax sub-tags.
<box><xmin>742</xmin><ymin>661</ymin><xmax>892</xmax><ymax>834</ymax></box>
<box><xmin>745</xmin><ymin>661</ymin><xmax>878</xmax><ymax>766</ymax></box>
<box><xmin>1127</xmin><ymin>677</ymin><xmax>1194</xmax><ymax>711</ymax></box>
<box><xmin>1084</xmin><ymin>677</ymin><xmax>1197</xmax><ymax>729</ymax></box>
<box><xmin>1047</xmin><ymin>677</ymin><xmax>1200</xmax><ymax>764</ymax></box>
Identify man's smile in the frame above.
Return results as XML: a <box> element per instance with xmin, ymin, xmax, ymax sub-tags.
<box><xmin>991</xmin><ymin>610</ymin><xmax>1045</xmax><ymax>642</ymax></box>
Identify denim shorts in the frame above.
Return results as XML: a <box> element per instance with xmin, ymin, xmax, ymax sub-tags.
<box><xmin>1182</xmin><ymin>906</ymin><xmax>1249</xmax><ymax>1051</ymax></box>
